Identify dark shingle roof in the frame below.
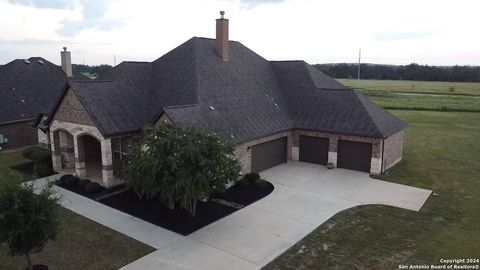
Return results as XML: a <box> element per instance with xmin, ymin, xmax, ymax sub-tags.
<box><xmin>63</xmin><ymin>37</ymin><xmax>406</xmax><ymax>140</ymax></box>
<box><xmin>0</xmin><ymin>57</ymin><xmax>90</xmax><ymax>125</ymax></box>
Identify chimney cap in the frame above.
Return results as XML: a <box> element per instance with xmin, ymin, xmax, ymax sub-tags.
<box><xmin>63</xmin><ymin>47</ymin><xmax>67</xmax><ymax>52</ymax></box>
<box><xmin>220</xmin><ymin>11</ymin><xmax>225</xmax><ymax>19</ymax></box>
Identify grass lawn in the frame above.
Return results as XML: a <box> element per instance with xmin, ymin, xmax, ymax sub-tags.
<box><xmin>264</xmin><ymin>111</ymin><xmax>480</xmax><ymax>269</ymax></box>
<box><xmin>338</xmin><ymin>79</ymin><xmax>480</xmax><ymax>95</ymax></box>
<box><xmin>0</xmin><ymin>150</ymin><xmax>155</xmax><ymax>270</ymax></box>
<box><xmin>337</xmin><ymin>79</ymin><xmax>480</xmax><ymax>112</ymax></box>
<box><xmin>0</xmin><ymin>150</ymin><xmax>32</xmax><ymax>180</ymax></box>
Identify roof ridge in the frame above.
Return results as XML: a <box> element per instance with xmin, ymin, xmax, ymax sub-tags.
<box><xmin>192</xmin><ymin>37</ymin><xmax>200</xmax><ymax>104</ymax></box>
<box><xmin>353</xmin><ymin>91</ymin><xmax>384</xmax><ymax>136</ymax></box>
<box><xmin>164</xmin><ymin>104</ymin><xmax>198</xmax><ymax>109</ymax></box>
<box><xmin>72</xmin><ymin>80</ymin><xmax>113</xmax><ymax>83</ymax></box>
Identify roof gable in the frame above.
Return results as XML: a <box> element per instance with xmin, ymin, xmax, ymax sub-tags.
<box><xmin>0</xmin><ymin>57</ymin><xmax>90</xmax><ymax>125</ymax></box>
<box><xmin>52</xmin><ymin>87</ymin><xmax>96</xmax><ymax>127</ymax></box>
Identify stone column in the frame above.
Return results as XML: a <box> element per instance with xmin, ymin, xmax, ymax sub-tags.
<box><xmin>74</xmin><ymin>136</ymin><xmax>86</xmax><ymax>178</ymax></box>
<box><xmin>60</xmin><ymin>132</ymin><xmax>75</xmax><ymax>169</ymax></box>
<box><xmin>50</xmin><ymin>131</ymin><xmax>62</xmax><ymax>172</ymax></box>
<box><xmin>101</xmin><ymin>138</ymin><xmax>114</xmax><ymax>188</ymax></box>
<box><xmin>291</xmin><ymin>131</ymin><xmax>299</xmax><ymax>161</ymax></box>
<box><xmin>370</xmin><ymin>140</ymin><xmax>382</xmax><ymax>175</ymax></box>
<box><xmin>328</xmin><ymin>137</ymin><xmax>338</xmax><ymax>166</ymax></box>
<box><xmin>287</xmin><ymin>133</ymin><xmax>293</xmax><ymax>161</ymax></box>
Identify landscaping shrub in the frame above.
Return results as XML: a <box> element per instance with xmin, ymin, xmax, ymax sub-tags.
<box><xmin>77</xmin><ymin>179</ymin><xmax>91</xmax><ymax>189</ymax></box>
<box><xmin>243</xmin><ymin>172</ymin><xmax>260</xmax><ymax>185</ymax></box>
<box><xmin>22</xmin><ymin>146</ymin><xmax>53</xmax><ymax>177</ymax></box>
<box><xmin>255</xmin><ymin>179</ymin><xmax>268</xmax><ymax>189</ymax></box>
<box><xmin>84</xmin><ymin>182</ymin><xmax>103</xmax><ymax>194</ymax></box>
<box><xmin>58</xmin><ymin>174</ymin><xmax>72</xmax><ymax>185</ymax></box>
<box><xmin>327</xmin><ymin>162</ymin><xmax>336</xmax><ymax>169</ymax></box>
<box><xmin>64</xmin><ymin>176</ymin><xmax>80</xmax><ymax>187</ymax></box>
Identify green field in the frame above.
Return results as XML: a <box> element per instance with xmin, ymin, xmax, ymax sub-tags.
<box><xmin>265</xmin><ymin>110</ymin><xmax>480</xmax><ymax>269</ymax></box>
<box><xmin>338</xmin><ymin>79</ymin><xmax>480</xmax><ymax>112</ymax></box>
<box><xmin>338</xmin><ymin>79</ymin><xmax>480</xmax><ymax>95</ymax></box>
<box><xmin>0</xmin><ymin>151</ymin><xmax>155</xmax><ymax>270</ymax></box>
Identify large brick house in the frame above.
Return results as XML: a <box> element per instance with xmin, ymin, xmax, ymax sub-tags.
<box><xmin>39</xmin><ymin>13</ymin><xmax>406</xmax><ymax>188</ymax></box>
<box><xmin>0</xmin><ymin>49</ymin><xmax>89</xmax><ymax>151</ymax></box>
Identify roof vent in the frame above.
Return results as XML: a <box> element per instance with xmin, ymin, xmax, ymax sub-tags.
<box><xmin>23</xmin><ymin>59</ymin><xmax>31</xmax><ymax>64</ymax></box>
<box><xmin>12</xmin><ymin>87</ymin><xmax>15</xmax><ymax>91</ymax></box>
<box><xmin>273</xmin><ymin>103</ymin><xmax>279</xmax><ymax>107</ymax></box>
<box><xmin>20</xmin><ymin>99</ymin><xmax>25</xmax><ymax>103</ymax></box>
<box><xmin>209</xmin><ymin>106</ymin><xmax>215</xmax><ymax>111</ymax></box>
<box><xmin>38</xmin><ymin>60</ymin><xmax>44</xmax><ymax>65</ymax></box>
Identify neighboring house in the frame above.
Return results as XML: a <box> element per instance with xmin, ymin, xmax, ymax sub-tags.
<box><xmin>0</xmin><ymin>48</ymin><xmax>89</xmax><ymax>151</ymax></box>
<box><xmin>40</xmin><ymin>14</ymin><xmax>406</xmax><ymax>188</ymax></box>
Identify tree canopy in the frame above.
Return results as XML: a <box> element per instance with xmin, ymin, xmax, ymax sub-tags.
<box><xmin>125</xmin><ymin>124</ymin><xmax>241</xmax><ymax>217</ymax></box>
<box><xmin>315</xmin><ymin>63</ymin><xmax>480</xmax><ymax>82</ymax></box>
<box><xmin>0</xmin><ymin>174</ymin><xmax>60</xmax><ymax>270</ymax></box>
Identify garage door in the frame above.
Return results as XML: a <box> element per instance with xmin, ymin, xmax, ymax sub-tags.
<box><xmin>337</xmin><ymin>140</ymin><xmax>372</xmax><ymax>172</ymax></box>
<box><xmin>299</xmin><ymin>136</ymin><xmax>329</xmax><ymax>165</ymax></box>
<box><xmin>251</xmin><ymin>137</ymin><xmax>287</xmax><ymax>172</ymax></box>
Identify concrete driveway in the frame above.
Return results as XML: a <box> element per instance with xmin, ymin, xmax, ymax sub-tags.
<box><xmin>121</xmin><ymin>161</ymin><xmax>431</xmax><ymax>270</ymax></box>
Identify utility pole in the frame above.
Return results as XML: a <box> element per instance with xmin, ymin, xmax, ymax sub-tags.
<box><xmin>357</xmin><ymin>48</ymin><xmax>361</xmax><ymax>80</ymax></box>
<box><xmin>113</xmin><ymin>55</ymin><xmax>117</xmax><ymax>66</ymax></box>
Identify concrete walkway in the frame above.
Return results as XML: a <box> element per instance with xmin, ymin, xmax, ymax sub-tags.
<box><xmin>33</xmin><ymin>162</ymin><xmax>431</xmax><ymax>270</ymax></box>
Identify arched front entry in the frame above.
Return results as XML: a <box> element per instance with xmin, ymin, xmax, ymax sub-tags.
<box><xmin>52</xmin><ymin>129</ymin><xmax>75</xmax><ymax>172</ymax></box>
<box><xmin>78</xmin><ymin>134</ymin><xmax>102</xmax><ymax>183</ymax></box>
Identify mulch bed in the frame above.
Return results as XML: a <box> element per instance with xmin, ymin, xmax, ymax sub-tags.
<box><xmin>100</xmin><ymin>181</ymin><xmax>274</xmax><ymax>235</ymax></box>
<box><xmin>55</xmin><ymin>181</ymin><xmax>125</xmax><ymax>201</ymax></box>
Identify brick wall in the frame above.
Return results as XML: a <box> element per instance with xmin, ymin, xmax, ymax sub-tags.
<box><xmin>0</xmin><ymin>120</ymin><xmax>37</xmax><ymax>150</ymax></box>
<box><xmin>235</xmin><ymin>129</ymin><xmax>389</xmax><ymax>175</ymax></box>
<box><xmin>234</xmin><ymin>131</ymin><xmax>293</xmax><ymax>174</ymax></box>
<box><xmin>382</xmin><ymin>130</ymin><xmax>404</xmax><ymax>171</ymax></box>
<box><xmin>53</xmin><ymin>88</ymin><xmax>95</xmax><ymax>126</ymax></box>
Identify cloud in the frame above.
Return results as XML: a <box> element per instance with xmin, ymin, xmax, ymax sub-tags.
<box><xmin>237</xmin><ymin>0</ymin><xmax>286</xmax><ymax>9</ymax></box>
<box><xmin>0</xmin><ymin>38</ymin><xmax>57</xmax><ymax>46</ymax></box>
<box><xmin>56</xmin><ymin>0</ymin><xmax>123</xmax><ymax>36</ymax></box>
<box><xmin>5</xmin><ymin>0</ymin><xmax>74</xmax><ymax>9</ymax></box>
<box><xmin>4</xmin><ymin>0</ymin><xmax>123</xmax><ymax>36</ymax></box>
<box><xmin>374</xmin><ymin>29</ymin><xmax>441</xmax><ymax>41</ymax></box>
<box><xmin>57</xmin><ymin>18</ymin><xmax>123</xmax><ymax>36</ymax></box>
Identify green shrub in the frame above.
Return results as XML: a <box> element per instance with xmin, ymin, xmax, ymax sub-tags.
<box><xmin>58</xmin><ymin>174</ymin><xmax>72</xmax><ymax>185</ymax></box>
<box><xmin>243</xmin><ymin>172</ymin><xmax>260</xmax><ymax>185</ymax></box>
<box><xmin>22</xmin><ymin>146</ymin><xmax>50</xmax><ymax>162</ymax></box>
<box><xmin>255</xmin><ymin>179</ymin><xmax>268</xmax><ymax>189</ymax></box>
<box><xmin>64</xmin><ymin>175</ymin><xmax>80</xmax><ymax>187</ymax></box>
<box><xmin>34</xmin><ymin>161</ymin><xmax>53</xmax><ymax>178</ymax></box>
<box><xmin>84</xmin><ymin>182</ymin><xmax>103</xmax><ymax>194</ymax></box>
<box><xmin>327</xmin><ymin>162</ymin><xmax>336</xmax><ymax>169</ymax></box>
<box><xmin>22</xmin><ymin>146</ymin><xmax>53</xmax><ymax>177</ymax></box>
<box><xmin>77</xmin><ymin>179</ymin><xmax>91</xmax><ymax>189</ymax></box>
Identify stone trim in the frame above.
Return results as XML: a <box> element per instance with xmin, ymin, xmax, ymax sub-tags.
<box><xmin>102</xmin><ymin>165</ymin><xmax>113</xmax><ymax>171</ymax></box>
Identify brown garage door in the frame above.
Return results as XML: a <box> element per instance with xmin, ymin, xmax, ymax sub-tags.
<box><xmin>251</xmin><ymin>137</ymin><xmax>287</xmax><ymax>172</ymax></box>
<box><xmin>299</xmin><ymin>136</ymin><xmax>329</xmax><ymax>165</ymax></box>
<box><xmin>337</xmin><ymin>140</ymin><xmax>372</xmax><ymax>172</ymax></box>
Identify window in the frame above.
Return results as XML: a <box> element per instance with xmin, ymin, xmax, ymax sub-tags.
<box><xmin>112</xmin><ymin>138</ymin><xmax>129</xmax><ymax>178</ymax></box>
<box><xmin>112</xmin><ymin>138</ymin><xmax>128</xmax><ymax>160</ymax></box>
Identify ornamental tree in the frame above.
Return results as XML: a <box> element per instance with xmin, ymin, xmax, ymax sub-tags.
<box><xmin>0</xmin><ymin>173</ymin><xmax>60</xmax><ymax>270</ymax></box>
<box><xmin>125</xmin><ymin>124</ymin><xmax>241</xmax><ymax>217</ymax></box>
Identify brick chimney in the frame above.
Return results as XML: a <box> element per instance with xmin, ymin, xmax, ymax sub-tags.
<box><xmin>216</xmin><ymin>11</ymin><xmax>229</xmax><ymax>61</ymax></box>
<box><xmin>60</xmin><ymin>47</ymin><xmax>72</xmax><ymax>77</ymax></box>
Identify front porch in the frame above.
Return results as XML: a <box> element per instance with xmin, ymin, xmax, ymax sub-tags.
<box><xmin>50</xmin><ymin>120</ymin><xmax>123</xmax><ymax>188</ymax></box>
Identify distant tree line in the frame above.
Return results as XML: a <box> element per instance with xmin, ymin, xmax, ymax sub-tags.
<box><xmin>72</xmin><ymin>64</ymin><xmax>112</xmax><ymax>75</ymax></box>
<box><xmin>315</xmin><ymin>63</ymin><xmax>480</xmax><ymax>82</ymax></box>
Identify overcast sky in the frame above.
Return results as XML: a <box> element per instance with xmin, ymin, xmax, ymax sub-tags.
<box><xmin>1</xmin><ymin>0</ymin><xmax>479</xmax><ymax>66</ymax></box>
